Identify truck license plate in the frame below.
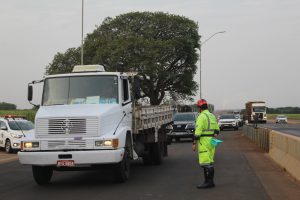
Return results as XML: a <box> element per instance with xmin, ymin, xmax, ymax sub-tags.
<box><xmin>57</xmin><ymin>160</ymin><xmax>75</xmax><ymax>167</ymax></box>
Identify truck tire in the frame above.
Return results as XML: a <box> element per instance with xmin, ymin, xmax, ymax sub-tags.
<box><xmin>142</xmin><ymin>154</ymin><xmax>152</xmax><ymax>165</ymax></box>
<box><xmin>115</xmin><ymin>148</ymin><xmax>130</xmax><ymax>183</ymax></box>
<box><xmin>143</xmin><ymin>142</ymin><xmax>164</xmax><ymax>165</ymax></box>
<box><xmin>167</xmin><ymin>136</ymin><xmax>172</xmax><ymax>145</ymax></box>
<box><xmin>32</xmin><ymin>165</ymin><xmax>53</xmax><ymax>185</ymax></box>
<box><xmin>5</xmin><ymin>139</ymin><xmax>12</xmax><ymax>153</ymax></box>
<box><xmin>142</xmin><ymin>143</ymin><xmax>153</xmax><ymax>165</ymax></box>
<box><xmin>152</xmin><ymin>141</ymin><xmax>164</xmax><ymax>165</ymax></box>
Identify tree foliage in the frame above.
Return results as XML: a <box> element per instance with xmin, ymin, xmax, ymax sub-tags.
<box><xmin>46</xmin><ymin>47</ymin><xmax>81</xmax><ymax>75</ymax></box>
<box><xmin>0</xmin><ymin>102</ymin><xmax>17</xmax><ymax>110</ymax></box>
<box><xmin>267</xmin><ymin>107</ymin><xmax>300</xmax><ymax>114</ymax></box>
<box><xmin>46</xmin><ymin>12</ymin><xmax>200</xmax><ymax>105</ymax></box>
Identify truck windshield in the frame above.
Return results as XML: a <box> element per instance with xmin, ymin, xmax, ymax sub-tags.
<box><xmin>253</xmin><ymin>106</ymin><xmax>266</xmax><ymax>112</ymax></box>
<box><xmin>42</xmin><ymin>76</ymin><xmax>119</xmax><ymax>106</ymax></box>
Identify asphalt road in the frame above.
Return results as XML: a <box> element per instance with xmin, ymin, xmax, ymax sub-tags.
<box><xmin>258</xmin><ymin>122</ymin><xmax>300</xmax><ymax>137</ymax></box>
<box><xmin>0</xmin><ymin>130</ymin><xmax>299</xmax><ymax>200</ymax></box>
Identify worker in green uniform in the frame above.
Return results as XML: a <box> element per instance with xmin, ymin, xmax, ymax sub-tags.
<box><xmin>192</xmin><ymin>99</ymin><xmax>220</xmax><ymax>189</ymax></box>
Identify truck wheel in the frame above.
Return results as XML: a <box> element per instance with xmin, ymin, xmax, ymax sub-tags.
<box><xmin>32</xmin><ymin>165</ymin><xmax>53</xmax><ymax>185</ymax></box>
<box><xmin>167</xmin><ymin>136</ymin><xmax>172</xmax><ymax>145</ymax></box>
<box><xmin>152</xmin><ymin>142</ymin><xmax>164</xmax><ymax>165</ymax></box>
<box><xmin>142</xmin><ymin>155</ymin><xmax>152</xmax><ymax>165</ymax></box>
<box><xmin>115</xmin><ymin>148</ymin><xmax>130</xmax><ymax>183</ymax></box>
<box><xmin>5</xmin><ymin>139</ymin><xmax>12</xmax><ymax>153</ymax></box>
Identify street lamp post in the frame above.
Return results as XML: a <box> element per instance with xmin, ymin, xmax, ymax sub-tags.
<box><xmin>199</xmin><ymin>31</ymin><xmax>225</xmax><ymax>99</ymax></box>
<box><xmin>81</xmin><ymin>0</ymin><xmax>84</xmax><ymax>65</ymax></box>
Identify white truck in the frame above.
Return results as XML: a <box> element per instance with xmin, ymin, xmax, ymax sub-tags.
<box><xmin>18</xmin><ymin>65</ymin><xmax>173</xmax><ymax>185</ymax></box>
<box><xmin>245</xmin><ymin>101</ymin><xmax>267</xmax><ymax>123</ymax></box>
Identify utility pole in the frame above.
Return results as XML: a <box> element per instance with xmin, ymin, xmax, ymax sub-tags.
<box><xmin>199</xmin><ymin>31</ymin><xmax>226</xmax><ymax>99</ymax></box>
<box><xmin>81</xmin><ymin>0</ymin><xmax>84</xmax><ymax>65</ymax></box>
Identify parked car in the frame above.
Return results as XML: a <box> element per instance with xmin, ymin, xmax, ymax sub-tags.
<box><xmin>218</xmin><ymin>114</ymin><xmax>239</xmax><ymax>131</ymax></box>
<box><xmin>168</xmin><ymin>112</ymin><xmax>197</xmax><ymax>142</ymax></box>
<box><xmin>0</xmin><ymin>115</ymin><xmax>34</xmax><ymax>153</ymax></box>
<box><xmin>276</xmin><ymin>115</ymin><xmax>287</xmax><ymax>124</ymax></box>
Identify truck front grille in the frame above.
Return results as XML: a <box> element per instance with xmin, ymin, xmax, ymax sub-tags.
<box><xmin>36</xmin><ymin>117</ymin><xmax>99</xmax><ymax>138</ymax></box>
<box><xmin>48</xmin><ymin>118</ymin><xmax>86</xmax><ymax>134</ymax></box>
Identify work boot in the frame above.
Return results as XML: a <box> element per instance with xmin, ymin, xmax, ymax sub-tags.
<box><xmin>197</xmin><ymin>167</ymin><xmax>215</xmax><ymax>189</ymax></box>
<box><xmin>208</xmin><ymin>166</ymin><xmax>215</xmax><ymax>187</ymax></box>
<box><xmin>197</xmin><ymin>168</ymin><xmax>211</xmax><ymax>189</ymax></box>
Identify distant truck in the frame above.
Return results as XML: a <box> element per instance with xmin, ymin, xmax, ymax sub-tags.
<box><xmin>245</xmin><ymin>101</ymin><xmax>267</xmax><ymax>123</ymax></box>
<box><xmin>18</xmin><ymin>65</ymin><xmax>173</xmax><ymax>185</ymax></box>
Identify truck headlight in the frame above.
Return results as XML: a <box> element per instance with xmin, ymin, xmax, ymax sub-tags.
<box><xmin>23</xmin><ymin>142</ymin><xmax>39</xmax><ymax>148</ymax></box>
<box><xmin>95</xmin><ymin>139</ymin><xmax>119</xmax><ymax>149</ymax></box>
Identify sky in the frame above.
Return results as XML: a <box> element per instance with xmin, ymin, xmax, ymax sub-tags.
<box><xmin>0</xmin><ymin>0</ymin><xmax>299</xmax><ymax>110</ymax></box>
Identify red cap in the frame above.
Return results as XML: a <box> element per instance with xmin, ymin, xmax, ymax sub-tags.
<box><xmin>197</xmin><ymin>99</ymin><xmax>208</xmax><ymax>107</ymax></box>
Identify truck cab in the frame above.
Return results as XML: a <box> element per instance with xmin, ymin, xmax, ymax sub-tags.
<box><xmin>245</xmin><ymin>101</ymin><xmax>267</xmax><ymax>123</ymax></box>
<box><xmin>19</xmin><ymin>65</ymin><xmax>135</xmax><ymax>184</ymax></box>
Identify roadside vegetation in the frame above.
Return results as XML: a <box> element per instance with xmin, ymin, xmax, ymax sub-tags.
<box><xmin>267</xmin><ymin>107</ymin><xmax>300</xmax><ymax>114</ymax></box>
<box><xmin>267</xmin><ymin>114</ymin><xmax>300</xmax><ymax>120</ymax></box>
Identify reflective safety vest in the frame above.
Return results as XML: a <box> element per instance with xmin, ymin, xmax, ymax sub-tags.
<box><xmin>195</xmin><ymin>110</ymin><xmax>219</xmax><ymax>137</ymax></box>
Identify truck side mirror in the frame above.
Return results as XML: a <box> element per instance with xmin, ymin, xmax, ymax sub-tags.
<box><xmin>28</xmin><ymin>85</ymin><xmax>33</xmax><ymax>102</ymax></box>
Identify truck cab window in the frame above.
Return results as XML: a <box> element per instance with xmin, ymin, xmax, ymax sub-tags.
<box><xmin>123</xmin><ymin>79</ymin><xmax>129</xmax><ymax>102</ymax></box>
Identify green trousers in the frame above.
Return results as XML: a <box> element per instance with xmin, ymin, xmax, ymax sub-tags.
<box><xmin>198</xmin><ymin>138</ymin><xmax>215</xmax><ymax>166</ymax></box>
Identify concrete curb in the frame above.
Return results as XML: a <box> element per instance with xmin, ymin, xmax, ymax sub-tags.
<box><xmin>243</xmin><ymin>125</ymin><xmax>300</xmax><ymax>181</ymax></box>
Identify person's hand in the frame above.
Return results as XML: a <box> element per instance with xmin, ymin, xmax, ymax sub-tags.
<box><xmin>192</xmin><ymin>143</ymin><xmax>196</xmax><ymax>151</ymax></box>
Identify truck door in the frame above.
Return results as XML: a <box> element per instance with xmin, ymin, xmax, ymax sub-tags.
<box><xmin>121</xmin><ymin>78</ymin><xmax>132</xmax><ymax>128</ymax></box>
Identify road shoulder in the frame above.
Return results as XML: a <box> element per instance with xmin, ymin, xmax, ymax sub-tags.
<box><xmin>240</xmin><ymin>133</ymin><xmax>300</xmax><ymax>200</ymax></box>
<box><xmin>0</xmin><ymin>151</ymin><xmax>18</xmax><ymax>164</ymax></box>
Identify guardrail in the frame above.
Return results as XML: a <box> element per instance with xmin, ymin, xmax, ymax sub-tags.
<box><xmin>243</xmin><ymin>125</ymin><xmax>300</xmax><ymax>181</ymax></box>
<box><xmin>269</xmin><ymin>130</ymin><xmax>300</xmax><ymax>181</ymax></box>
<box><xmin>242</xmin><ymin>125</ymin><xmax>270</xmax><ymax>152</ymax></box>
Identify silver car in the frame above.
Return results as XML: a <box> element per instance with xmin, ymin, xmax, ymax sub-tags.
<box><xmin>276</xmin><ymin>115</ymin><xmax>287</xmax><ymax>123</ymax></box>
<box><xmin>218</xmin><ymin>114</ymin><xmax>238</xmax><ymax>131</ymax></box>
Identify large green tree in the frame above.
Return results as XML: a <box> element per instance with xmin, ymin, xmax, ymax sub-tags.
<box><xmin>46</xmin><ymin>47</ymin><xmax>81</xmax><ymax>75</ymax></box>
<box><xmin>46</xmin><ymin>12</ymin><xmax>200</xmax><ymax>105</ymax></box>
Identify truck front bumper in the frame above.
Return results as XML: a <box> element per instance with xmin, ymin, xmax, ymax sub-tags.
<box><xmin>18</xmin><ymin>149</ymin><xmax>124</xmax><ymax>166</ymax></box>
